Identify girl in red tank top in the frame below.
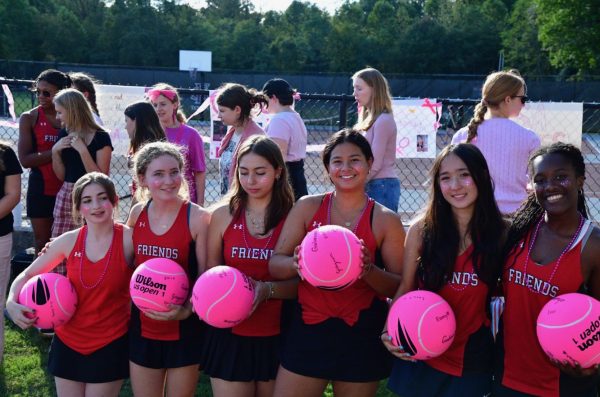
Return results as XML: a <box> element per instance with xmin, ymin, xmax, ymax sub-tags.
<box><xmin>18</xmin><ymin>69</ymin><xmax>71</xmax><ymax>254</ymax></box>
<box><xmin>497</xmin><ymin>143</ymin><xmax>600</xmax><ymax>397</ymax></box>
<box><xmin>269</xmin><ymin>129</ymin><xmax>405</xmax><ymax>397</ymax></box>
<box><xmin>7</xmin><ymin>172</ymin><xmax>134</xmax><ymax>396</ymax></box>
<box><xmin>127</xmin><ymin>141</ymin><xmax>209</xmax><ymax>397</ymax></box>
<box><xmin>383</xmin><ymin>144</ymin><xmax>506</xmax><ymax>397</ymax></box>
<box><xmin>203</xmin><ymin>136</ymin><xmax>295</xmax><ymax>396</ymax></box>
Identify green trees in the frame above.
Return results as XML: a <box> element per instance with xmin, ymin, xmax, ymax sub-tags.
<box><xmin>1</xmin><ymin>0</ymin><xmax>597</xmax><ymax>77</ymax></box>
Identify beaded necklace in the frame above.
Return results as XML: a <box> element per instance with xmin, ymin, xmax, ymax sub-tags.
<box><xmin>446</xmin><ymin>245</ymin><xmax>473</xmax><ymax>292</ymax></box>
<box><xmin>242</xmin><ymin>209</ymin><xmax>274</xmax><ymax>251</ymax></box>
<box><xmin>522</xmin><ymin>213</ymin><xmax>584</xmax><ymax>293</ymax></box>
<box><xmin>326</xmin><ymin>192</ymin><xmax>370</xmax><ymax>234</ymax></box>
<box><xmin>79</xmin><ymin>225</ymin><xmax>114</xmax><ymax>289</ymax></box>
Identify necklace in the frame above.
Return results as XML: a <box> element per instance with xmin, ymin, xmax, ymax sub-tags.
<box><xmin>241</xmin><ymin>210</ymin><xmax>274</xmax><ymax>250</ymax></box>
<box><xmin>446</xmin><ymin>244</ymin><xmax>473</xmax><ymax>292</ymax></box>
<box><xmin>245</xmin><ymin>208</ymin><xmax>265</xmax><ymax>232</ymax></box>
<box><xmin>522</xmin><ymin>213</ymin><xmax>585</xmax><ymax>294</ymax></box>
<box><xmin>79</xmin><ymin>225</ymin><xmax>114</xmax><ymax>289</ymax></box>
<box><xmin>326</xmin><ymin>192</ymin><xmax>370</xmax><ymax>233</ymax></box>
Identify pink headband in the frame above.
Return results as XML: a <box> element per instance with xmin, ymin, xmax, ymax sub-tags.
<box><xmin>147</xmin><ymin>88</ymin><xmax>177</xmax><ymax>102</ymax></box>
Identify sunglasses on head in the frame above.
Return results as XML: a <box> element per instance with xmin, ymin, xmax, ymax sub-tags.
<box><xmin>32</xmin><ymin>88</ymin><xmax>53</xmax><ymax>98</ymax></box>
<box><xmin>512</xmin><ymin>95</ymin><xmax>528</xmax><ymax>104</ymax></box>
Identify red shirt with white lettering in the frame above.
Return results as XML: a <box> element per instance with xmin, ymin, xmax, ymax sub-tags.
<box><xmin>30</xmin><ymin>106</ymin><xmax>61</xmax><ymax>196</ymax></box>
<box><xmin>56</xmin><ymin>223</ymin><xmax>132</xmax><ymax>354</ymax></box>
<box><xmin>132</xmin><ymin>201</ymin><xmax>195</xmax><ymax>341</ymax></box>
<box><xmin>222</xmin><ymin>208</ymin><xmax>285</xmax><ymax>336</ymax></box>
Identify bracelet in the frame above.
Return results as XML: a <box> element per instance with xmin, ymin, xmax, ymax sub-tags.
<box><xmin>266</xmin><ymin>281</ymin><xmax>275</xmax><ymax>300</ymax></box>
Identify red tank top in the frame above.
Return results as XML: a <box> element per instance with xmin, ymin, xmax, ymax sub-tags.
<box><xmin>222</xmin><ymin>209</ymin><xmax>285</xmax><ymax>336</ymax></box>
<box><xmin>501</xmin><ymin>224</ymin><xmax>588</xmax><ymax>397</ymax></box>
<box><xmin>56</xmin><ymin>223</ymin><xmax>132</xmax><ymax>354</ymax></box>
<box><xmin>32</xmin><ymin>106</ymin><xmax>61</xmax><ymax>195</ymax></box>
<box><xmin>425</xmin><ymin>245</ymin><xmax>490</xmax><ymax>376</ymax></box>
<box><xmin>133</xmin><ymin>201</ymin><xmax>193</xmax><ymax>341</ymax></box>
<box><xmin>298</xmin><ymin>192</ymin><xmax>378</xmax><ymax>326</ymax></box>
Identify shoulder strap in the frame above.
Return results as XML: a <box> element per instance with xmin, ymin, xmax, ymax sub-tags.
<box><xmin>580</xmin><ymin>221</ymin><xmax>595</xmax><ymax>253</ymax></box>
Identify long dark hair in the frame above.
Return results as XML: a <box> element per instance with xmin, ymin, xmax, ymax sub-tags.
<box><xmin>322</xmin><ymin>128</ymin><xmax>374</xmax><ymax>171</ymax></box>
<box><xmin>503</xmin><ymin>142</ymin><xmax>588</xmax><ymax>267</ymax></box>
<box><xmin>227</xmin><ymin>136</ymin><xmax>294</xmax><ymax>235</ymax></box>
<box><xmin>418</xmin><ymin>143</ymin><xmax>505</xmax><ymax>291</ymax></box>
<box><xmin>125</xmin><ymin>101</ymin><xmax>166</xmax><ymax>154</ymax></box>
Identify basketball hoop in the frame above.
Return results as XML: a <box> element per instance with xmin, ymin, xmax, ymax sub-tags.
<box><xmin>189</xmin><ymin>67</ymin><xmax>198</xmax><ymax>82</ymax></box>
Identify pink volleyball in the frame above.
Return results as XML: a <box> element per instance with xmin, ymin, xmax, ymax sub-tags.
<box><xmin>130</xmin><ymin>258</ymin><xmax>189</xmax><ymax>313</ymax></box>
<box><xmin>299</xmin><ymin>225</ymin><xmax>362</xmax><ymax>290</ymax></box>
<box><xmin>191</xmin><ymin>266</ymin><xmax>254</xmax><ymax>328</ymax></box>
<box><xmin>18</xmin><ymin>273</ymin><xmax>78</xmax><ymax>329</ymax></box>
<box><xmin>537</xmin><ymin>293</ymin><xmax>600</xmax><ymax>368</ymax></box>
<box><xmin>387</xmin><ymin>290</ymin><xmax>456</xmax><ymax>360</ymax></box>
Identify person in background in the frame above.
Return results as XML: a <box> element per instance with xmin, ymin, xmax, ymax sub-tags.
<box><xmin>352</xmin><ymin>68</ymin><xmax>400</xmax><ymax>212</ymax></box>
<box><xmin>147</xmin><ymin>83</ymin><xmax>206</xmax><ymax>206</ymax></box>
<box><xmin>69</xmin><ymin>72</ymin><xmax>103</xmax><ymax>126</ymax></box>
<box><xmin>18</xmin><ymin>69</ymin><xmax>71</xmax><ymax>254</ymax></box>
<box><xmin>262</xmin><ymin>78</ymin><xmax>308</xmax><ymax>201</ymax></box>
<box><xmin>124</xmin><ymin>100</ymin><xmax>166</xmax><ymax>200</ymax></box>
<box><xmin>451</xmin><ymin>70</ymin><xmax>540</xmax><ymax>215</ymax></box>
<box><xmin>0</xmin><ymin>140</ymin><xmax>22</xmax><ymax>362</ymax></box>
<box><xmin>216</xmin><ymin>83</ymin><xmax>268</xmax><ymax>195</ymax></box>
<box><xmin>51</xmin><ymin>89</ymin><xmax>112</xmax><ymax>275</ymax></box>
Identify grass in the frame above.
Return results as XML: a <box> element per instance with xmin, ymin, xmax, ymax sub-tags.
<box><xmin>2</xmin><ymin>322</ymin><xmax>395</xmax><ymax>397</ymax></box>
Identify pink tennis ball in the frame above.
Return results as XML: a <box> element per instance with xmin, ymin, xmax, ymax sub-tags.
<box><xmin>18</xmin><ymin>273</ymin><xmax>78</xmax><ymax>329</ymax></box>
<box><xmin>299</xmin><ymin>225</ymin><xmax>362</xmax><ymax>290</ymax></box>
<box><xmin>537</xmin><ymin>293</ymin><xmax>600</xmax><ymax>368</ymax></box>
<box><xmin>191</xmin><ymin>266</ymin><xmax>254</xmax><ymax>328</ymax></box>
<box><xmin>130</xmin><ymin>258</ymin><xmax>189</xmax><ymax>313</ymax></box>
<box><xmin>387</xmin><ymin>290</ymin><xmax>456</xmax><ymax>360</ymax></box>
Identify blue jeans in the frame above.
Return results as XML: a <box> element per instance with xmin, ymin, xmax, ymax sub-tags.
<box><xmin>366</xmin><ymin>178</ymin><xmax>400</xmax><ymax>212</ymax></box>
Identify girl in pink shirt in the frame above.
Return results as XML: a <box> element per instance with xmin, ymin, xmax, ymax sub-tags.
<box><xmin>451</xmin><ymin>70</ymin><xmax>540</xmax><ymax>214</ymax></box>
<box><xmin>352</xmin><ymin>68</ymin><xmax>400</xmax><ymax>212</ymax></box>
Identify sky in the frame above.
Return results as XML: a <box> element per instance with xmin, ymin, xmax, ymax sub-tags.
<box><xmin>186</xmin><ymin>0</ymin><xmax>348</xmax><ymax>14</ymax></box>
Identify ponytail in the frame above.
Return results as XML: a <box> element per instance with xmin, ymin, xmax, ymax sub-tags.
<box><xmin>466</xmin><ymin>101</ymin><xmax>487</xmax><ymax>143</ymax></box>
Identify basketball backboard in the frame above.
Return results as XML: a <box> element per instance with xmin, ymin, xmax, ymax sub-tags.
<box><xmin>179</xmin><ymin>50</ymin><xmax>212</xmax><ymax>72</ymax></box>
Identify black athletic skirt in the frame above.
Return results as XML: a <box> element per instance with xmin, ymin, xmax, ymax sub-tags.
<box><xmin>48</xmin><ymin>333</ymin><xmax>129</xmax><ymax>383</ymax></box>
<box><xmin>280</xmin><ymin>298</ymin><xmax>391</xmax><ymax>382</ymax></box>
<box><xmin>201</xmin><ymin>325</ymin><xmax>280</xmax><ymax>382</ymax></box>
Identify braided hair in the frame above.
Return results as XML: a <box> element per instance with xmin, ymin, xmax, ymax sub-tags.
<box><xmin>503</xmin><ymin>142</ymin><xmax>588</xmax><ymax>267</ymax></box>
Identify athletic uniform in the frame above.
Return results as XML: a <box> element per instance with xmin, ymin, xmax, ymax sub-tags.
<box><xmin>495</xmin><ymin>219</ymin><xmax>599</xmax><ymax>397</ymax></box>
<box><xmin>201</xmin><ymin>209</ymin><xmax>285</xmax><ymax>381</ymax></box>
<box><xmin>130</xmin><ymin>201</ymin><xmax>204</xmax><ymax>369</ymax></box>
<box><xmin>48</xmin><ymin>224</ymin><xmax>132</xmax><ymax>382</ymax></box>
<box><xmin>281</xmin><ymin>192</ymin><xmax>391</xmax><ymax>381</ymax></box>
<box><xmin>388</xmin><ymin>246</ymin><xmax>494</xmax><ymax>396</ymax></box>
<box><xmin>26</xmin><ymin>106</ymin><xmax>61</xmax><ymax>218</ymax></box>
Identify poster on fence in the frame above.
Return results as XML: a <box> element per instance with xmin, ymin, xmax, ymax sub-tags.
<box><xmin>96</xmin><ymin>84</ymin><xmax>146</xmax><ymax>156</ymax></box>
<box><xmin>392</xmin><ymin>99</ymin><xmax>439</xmax><ymax>159</ymax></box>
<box><xmin>515</xmin><ymin>102</ymin><xmax>583</xmax><ymax>147</ymax></box>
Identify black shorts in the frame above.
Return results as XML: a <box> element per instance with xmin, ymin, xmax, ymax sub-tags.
<box><xmin>388</xmin><ymin>358</ymin><xmax>492</xmax><ymax>397</ymax></box>
<box><xmin>201</xmin><ymin>326</ymin><xmax>280</xmax><ymax>382</ymax></box>
<box><xmin>26</xmin><ymin>190</ymin><xmax>56</xmax><ymax>219</ymax></box>
<box><xmin>129</xmin><ymin>318</ymin><xmax>204</xmax><ymax>369</ymax></box>
<box><xmin>280</xmin><ymin>298</ymin><xmax>391</xmax><ymax>382</ymax></box>
<box><xmin>48</xmin><ymin>333</ymin><xmax>129</xmax><ymax>383</ymax></box>
<box><xmin>286</xmin><ymin>160</ymin><xmax>308</xmax><ymax>201</ymax></box>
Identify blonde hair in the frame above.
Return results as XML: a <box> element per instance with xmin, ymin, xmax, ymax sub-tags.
<box><xmin>53</xmin><ymin>88</ymin><xmax>102</xmax><ymax>134</ymax></box>
<box><xmin>133</xmin><ymin>141</ymin><xmax>189</xmax><ymax>203</ymax></box>
<box><xmin>466</xmin><ymin>69</ymin><xmax>525</xmax><ymax>142</ymax></box>
<box><xmin>72</xmin><ymin>172</ymin><xmax>118</xmax><ymax>221</ymax></box>
<box><xmin>150</xmin><ymin>82</ymin><xmax>187</xmax><ymax>123</ymax></box>
<box><xmin>352</xmin><ymin>67</ymin><xmax>393</xmax><ymax>131</ymax></box>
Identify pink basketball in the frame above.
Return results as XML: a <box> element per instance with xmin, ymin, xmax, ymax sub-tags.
<box><xmin>130</xmin><ymin>258</ymin><xmax>189</xmax><ymax>313</ymax></box>
<box><xmin>387</xmin><ymin>290</ymin><xmax>456</xmax><ymax>360</ymax></box>
<box><xmin>191</xmin><ymin>266</ymin><xmax>254</xmax><ymax>328</ymax></box>
<box><xmin>537</xmin><ymin>293</ymin><xmax>600</xmax><ymax>368</ymax></box>
<box><xmin>299</xmin><ymin>225</ymin><xmax>362</xmax><ymax>290</ymax></box>
<box><xmin>18</xmin><ymin>273</ymin><xmax>78</xmax><ymax>329</ymax></box>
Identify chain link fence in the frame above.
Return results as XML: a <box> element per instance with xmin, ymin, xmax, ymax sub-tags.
<box><xmin>2</xmin><ymin>79</ymin><xmax>600</xmax><ymax>227</ymax></box>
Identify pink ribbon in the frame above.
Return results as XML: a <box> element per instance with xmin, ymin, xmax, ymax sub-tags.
<box><xmin>1</xmin><ymin>84</ymin><xmax>16</xmax><ymax>122</ymax></box>
<box><xmin>421</xmin><ymin>98</ymin><xmax>442</xmax><ymax>130</ymax></box>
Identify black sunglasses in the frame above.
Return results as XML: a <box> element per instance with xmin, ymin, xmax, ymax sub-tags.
<box><xmin>512</xmin><ymin>95</ymin><xmax>528</xmax><ymax>104</ymax></box>
<box><xmin>31</xmin><ymin>88</ymin><xmax>53</xmax><ymax>98</ymax></box>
